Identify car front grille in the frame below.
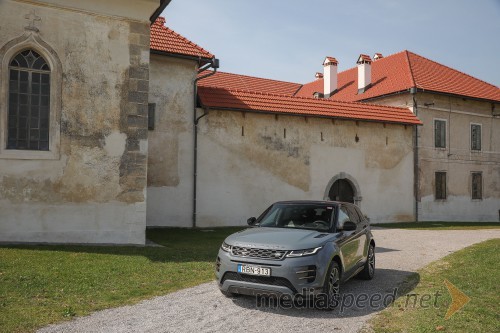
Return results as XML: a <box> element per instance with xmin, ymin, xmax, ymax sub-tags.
<box><xmin>231</xmin><ymin>246</ymin><xmax>287</xmax><ymax>260</ymax></box>
<box><xmin>221</xmin><ymin>272</ymin><xmax>297</xmax><ymax>293</ymax></box>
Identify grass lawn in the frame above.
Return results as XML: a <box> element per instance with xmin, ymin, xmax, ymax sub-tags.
<box><xmin>373</xmin><ymin>222</ymin><xmax>500</xmax><ymax>230</ymax></box>
<box><xmin>369</xmin><ymin>238</ymin><xmax>500</xmax><ymax>333</ymax></box>
<box><xmin>0</xmin><ymin>227</ymin><xmax>243</xmax><ymax>333</ymax></box>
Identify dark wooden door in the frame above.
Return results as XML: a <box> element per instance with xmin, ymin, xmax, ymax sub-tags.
<box><xmin>329</xmin><ymin>179</ymin><xmax>354</xmax><ymax>203</ymax></box>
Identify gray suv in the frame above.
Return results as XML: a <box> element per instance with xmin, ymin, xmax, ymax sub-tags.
<box><xmin>215</xmin><ymin>200</ymin><xmax>375</xmax><ymax>309</ymax></box>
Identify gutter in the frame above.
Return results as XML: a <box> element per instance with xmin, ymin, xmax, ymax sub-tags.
<box><xmin>192</xmin><ymin>58</ymin><xmax>219</xmax><ymax>228</ymax></box>
<box><xmin>150</xmin><ymin>0</ymin><xmax>172</xmax><ymax>24</ymax></box>
<box><xmin>411</xmin><ymin>87</ymin><xmax>419</xmax><ymax>222</ymax></box>
<box><xmin>150</xmin><ymin>49</ymin><xmax>213</xmax><ymax>65</ymax></box>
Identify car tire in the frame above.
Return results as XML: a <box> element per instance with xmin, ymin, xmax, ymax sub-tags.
<box><xmin>358</xmin><ymin>243</ymin><xmax>375</xmax><ymax>280</ymax></box>
<box><xmin>317</xmin><ymin>261</ymin><xmax>340</xmax><ymax>311</ymax></box>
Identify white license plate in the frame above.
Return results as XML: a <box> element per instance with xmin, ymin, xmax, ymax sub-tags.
<box><xmin>237</xmin><ymin>264</ymin><xmax>271</xmax><ymax>276</ymax></box>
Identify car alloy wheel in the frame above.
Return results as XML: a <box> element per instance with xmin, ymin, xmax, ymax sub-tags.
<box><xmin>368</xmin><ymin>245</ymin><xmax>375</xmax><ymax>277</ymax></box>
<box><xmin>318</xmin><ymin>261</ymin><xmax>340</xmax><ymax>310</ymax></box>
<box><xmin>358</xmin><ymin>243</ymin><xmax>375</xmax><ymax>280</ymax></box>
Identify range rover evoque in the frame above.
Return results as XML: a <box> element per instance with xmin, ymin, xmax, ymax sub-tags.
<box><xmin>215</xmin><ymin>200</ymin><xmax>375</xmax><ymax>309</ymax></box>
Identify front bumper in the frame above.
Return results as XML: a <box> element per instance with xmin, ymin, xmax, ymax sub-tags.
<box><xmin>215</xmin><ymin>248</ymin><xmax>329</xmax><ymax>297</ymax></box>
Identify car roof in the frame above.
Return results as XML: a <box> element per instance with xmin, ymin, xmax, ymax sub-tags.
<box><xmin>273</xmin><ymin>200</ymin><xmax>341</xmax><ymax>206</ymax></box>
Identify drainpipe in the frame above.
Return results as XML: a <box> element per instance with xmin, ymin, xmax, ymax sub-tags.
<box><xmin>410</xmin><ymin>87</ymin><xmax>419</xmax><ymax>222</ymax></box>
<box><xmin>193</xmin><ymin>57</ymin><xmax>219</xmax><ymax>228</ymax></box>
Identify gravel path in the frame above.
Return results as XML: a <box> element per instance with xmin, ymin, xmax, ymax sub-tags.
<box><xmin>38</xmin><ymin>228</ymin><xmax>500</xmax><ymax>333</ymax></box>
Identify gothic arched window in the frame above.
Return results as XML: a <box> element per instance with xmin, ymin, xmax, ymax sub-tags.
<box><xmin>8</xmin><ymin>49</ymin><xmax>50</xmax><ymax>150</ymax></box>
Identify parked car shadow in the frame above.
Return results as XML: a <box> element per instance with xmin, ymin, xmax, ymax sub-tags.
<box><xmin>375</xmin><ymin>247</ymin><xmax>400</xmax><ymax>253</ymax></box>
<box><xmin>227</xmin><ymin>268</ymin><xmax>420</xmax><ymax>319</ymax></box>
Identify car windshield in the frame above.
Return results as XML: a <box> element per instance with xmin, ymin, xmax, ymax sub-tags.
<box><xmin>258</xmin><ymin>203</ymin><xmax>334</xmax><ymax>231</ymax></box>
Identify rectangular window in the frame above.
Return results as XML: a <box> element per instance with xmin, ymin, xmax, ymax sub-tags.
<box><xmin>471</xmin><ymin>172</ymin><xmax>482</xmax><ymax>200</ymax></box>
<box><xmin>471</xmin><ymin>124</ymin><xmax>481</xmax><ymax>151</ymax></box>
<box><xmin>148</xmin><ymin>103</ymin><xmax>155</xmax><ymax>130</ymax></box>
<box><xmin>435</xmin><ymin>172</ymin><xmax>447</xmax><ymax>200</ymax></box>
<box><xmin>434</xmin><ymin>120</ymin><xmax>446</xmax><ymax>148</ymax></box>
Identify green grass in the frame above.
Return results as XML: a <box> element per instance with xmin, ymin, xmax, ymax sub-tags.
<box><xmin>0</xmin><ymin>227</ymin><xmax>243</xmax><ymax>333</ymax></box>
<box><xmin>373</xmin><ymin>222</ymin><xmax>500</xmax><ymax>230</ymax></box>
<box><xmin>370</xmin><ymin>238</ymin><xmax>500</xmax><ymax>333</ymax></box>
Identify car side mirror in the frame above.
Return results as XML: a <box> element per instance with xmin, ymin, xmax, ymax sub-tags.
<box><xmin>342</xmin><ymin>221</ymin><xmax>357</xmax><ymax>231</ymax></box>
<box><xmin>247</xmin><ymin>217</ymin><xmax>257</xmax><ymax>226</ymax></box>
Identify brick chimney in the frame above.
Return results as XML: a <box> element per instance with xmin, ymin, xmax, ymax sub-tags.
<box><xmin>323</xmin><ymin>56</ymin><xmax>338</xmax><ymax>98</ymax></box>
<box><xmin>357</xmin><ymin>54</ymin><xmax>372</xmax><ymax>93</ymax></box>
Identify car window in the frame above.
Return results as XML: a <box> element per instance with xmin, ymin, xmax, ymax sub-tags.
<box><xmin>353</xmin><ymin>205</ymin><xmax>366</xmax><ymax>223</ymax></box>
<box><xmin>259</xmin><ymin>203</ymin><xmax>334</xmax><ymax>231</ymax></box>
<box><xmin>337</xmin><ymin>206</ymin><xmax>350</xmax><ymax>229</ymax></box>
<box><xmin>345</xmin><ymin>205</ymin><xmax>361</xmax><ymax>224</ymax></box>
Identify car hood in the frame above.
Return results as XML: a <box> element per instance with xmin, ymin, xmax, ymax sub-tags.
<box><xmin>225</xmin><ymin>227</ymin><xmax>337</xmax><ymax>250</ymax></box>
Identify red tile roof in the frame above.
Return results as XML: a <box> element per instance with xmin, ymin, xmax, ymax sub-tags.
<box><xmin>150</xmin><ymin>17</ymin><xmax>213</xmax><ymax>60</ymax></box>
<box><xmin>296</xmin><ymin>50</ymin><xmax>500</xmax><ymax>102</ymax></box>
<box><xmin>198</xmin><ymin>86</ymin><xmax>422</xmax><ymax>125</ymax></box>
<box><xmin>198</xmin><ymin>71</ymin><xmax>302</xmax><ymax>96</ymax></box>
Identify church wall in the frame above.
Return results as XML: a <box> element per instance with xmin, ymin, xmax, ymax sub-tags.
<box><xmin>0</xmin><ymin>0</ymin><xmax>151</xmax><ymax>244</ymax></box>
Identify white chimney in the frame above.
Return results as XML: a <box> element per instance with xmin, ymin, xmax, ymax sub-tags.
<box><xmin>357</xmin><ymin>54</ymin><xmax>372</xmax><ymax>93</ymax></box>
<box><xmin>373</xmin><ymin>53</ymin><xmax>383</xmax><ymax>60</ymax></box>
<box><xmin>323</xmin><ymin>56</ymin><xmax>338</xmax><ymax>98</ymax></box>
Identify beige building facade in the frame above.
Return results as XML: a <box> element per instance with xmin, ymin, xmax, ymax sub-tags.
<box><xmin>369</xmin><ymin>93</ymin><xmax>500</xmax><ymax>221</ymax></box>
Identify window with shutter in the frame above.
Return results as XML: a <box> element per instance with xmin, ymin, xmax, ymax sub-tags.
<box><xmin>471</xmin><ymin>172</ymin><xmax>482</xmax><ymax>200</ymax></box>
<box><xmin>434</xmin><ymin>120</ymin><xmax>446</xmax><ymax>148</ymax></box>
<box><xmin>435</xmin><ymin>172</ymin><xmax>447</xmax><ymax>200</ymax></box>
<box><xmin>471</xmin><ymin>124</ymin><xmax>481</xmax><ymax>151</ymax></box>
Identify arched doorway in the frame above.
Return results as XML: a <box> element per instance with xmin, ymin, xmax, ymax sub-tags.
<box><xmin>329</xmin><ymin>179</ymin><xmax>354</xmax><ymax>203</ymax></box>
<box><xmin>324</xmin><ymin>172</ymin><xmax>362</xmax><ymax>206</ymax></box>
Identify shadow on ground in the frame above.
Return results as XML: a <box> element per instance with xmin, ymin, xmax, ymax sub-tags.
<box><xmin>226</xmin><ymin>268</ymin><xmax>420</xmax><ymax>319</ymax></box>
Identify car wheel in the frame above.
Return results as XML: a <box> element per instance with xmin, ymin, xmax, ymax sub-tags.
<box><xmin>358</xmin><ymin>243</ymin><xmax>375</xmax><ymax>280</ymax></box>
<box><xmin>317</xmin><ymin>261</ymin><xmax>340</xmax><ymax>310</ymax></box>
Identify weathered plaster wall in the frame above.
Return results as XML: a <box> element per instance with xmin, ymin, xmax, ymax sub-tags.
<box><xmin>147</xmin><ymin>55</ymin><xmax>196</xmax><ymax>227</ymax></box>
<box><xmin>195</xmin><ymin>111</ymin><xmax>415</xmax><ymax>226</ymax></box>
<box><xmin>0</xmin><ymin>0</ymin><xmax>150</xmax><ymax>243</ymax></box>
<box><xmin>371</xmin><ymin>93</ymin><xmax>500</xmax><ymax>221</ymax></box>
<box><xmin>416</xmin><ymin>93</ymin><xmax>500</xmax><ymax>221</ymax></box>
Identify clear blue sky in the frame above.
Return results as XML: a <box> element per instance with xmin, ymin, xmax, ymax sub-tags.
<box><xmin>162</xmin><ymin>0</ymin><xmax>500</xmax><ymax>86</ymax></box>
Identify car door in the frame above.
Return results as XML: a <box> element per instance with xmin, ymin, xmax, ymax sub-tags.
<box><xmin>336</xmin><ymin>205</ymin><xmax>359</xmax><ymax>274</ymax></box>
<box><xmin>345</xmin><ymin>204</ymin><xmax>369</xmax><ymax>268</ymax></box>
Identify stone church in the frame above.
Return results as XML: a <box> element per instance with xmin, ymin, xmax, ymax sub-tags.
<box><xmin>1</xmin><ymin>0</ymin><xmax>498</xmax><ymax>245</ymax></box>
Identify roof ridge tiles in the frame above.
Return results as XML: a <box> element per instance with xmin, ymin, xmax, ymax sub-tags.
<box><xmin>404</xmin><ymin>50</ymin><xmax>417</xmax><ymax>88</ymax></box>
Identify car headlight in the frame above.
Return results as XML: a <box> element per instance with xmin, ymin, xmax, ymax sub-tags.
<box><xmin>286</xmin><ymin>246</ymin><xmax>322</xmax><ymax>257</ymax></box>
<box><xmin>221</xmin><ymin>242</ymin><xmax>232</xmax><ymax>252</ymax></box>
